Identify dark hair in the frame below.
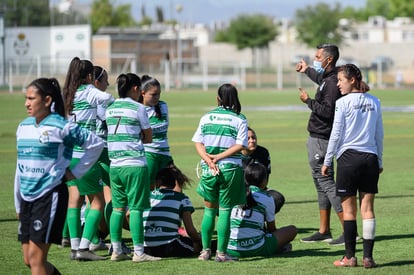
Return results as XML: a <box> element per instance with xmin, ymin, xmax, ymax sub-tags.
<box><xmin>93</xmin><ymin>66</ymin><xmax>106</xmax><ymax>82</ymax></box>
<box><xmin>139</xmin><ymin>74</ymin><xmax>162</xmax><ymax>119</ymax></box>
<box><xmin>28</xmin><ymin>78</ymin><xmax>65</xmax><ymax>117</ymax></box>
<box><xmin>242</xmin><ymin>163</ymin><xmax>268</xmax><ymax>210</ymax></box>
<box><xmin>63</xmin><ymin>57</ymin><xmax>94</xmax><ymax>117</ymax></box>
<box><xmin>338</xmin><ymin>64</ymin><xmax>370</xmax><ymax>93</ymax></box>
<box><xmin>317</xmin><ymin>43</ymin><xmax>339</xmax><ymax>65</ymax></box>
<box><xmin>116</xmin><ymin>73</ymin><xmax>141</xmax><ymax>98</ymax></box>
<box><xmin>155</xmin><ymin>164</ymin><xmax>192</xmax><ymax>189</ymax></box>
<box><xmin>217</xmin><ymin>83</ymin><xmax>241</xmax><ymax>114</ymax></box>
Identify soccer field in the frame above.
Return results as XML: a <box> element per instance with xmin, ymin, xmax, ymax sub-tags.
<box><xmin>1</xmin><ymin>88</ymin><xmax>414</xmax><ymax>274</ymax></box>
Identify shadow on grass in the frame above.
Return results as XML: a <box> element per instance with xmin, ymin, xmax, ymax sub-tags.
<box><xmin>379</xmin><ymin>260</ymin><xmax>414</xmax><ymax>267</ymax></box>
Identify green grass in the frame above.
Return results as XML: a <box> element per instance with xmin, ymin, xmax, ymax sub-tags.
<box><xmin>1</xmin><ymin>88</ymin><xmax>414</xmax><ymax>274</ymax></box>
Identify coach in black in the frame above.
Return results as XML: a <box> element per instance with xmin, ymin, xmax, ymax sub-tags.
<box><xmin>295</xmin><ymin>43</ymin><xmax>344</xmax><ymax>245</ymax></box>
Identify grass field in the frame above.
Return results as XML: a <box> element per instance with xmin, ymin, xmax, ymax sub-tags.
<box><xmin>1</xmin><ymin>87</ymin><xmax>414</xmax><ymax>274</ymax></box>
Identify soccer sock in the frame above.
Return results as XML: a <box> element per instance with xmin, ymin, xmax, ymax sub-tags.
<box><xmin>216</xmin><ymin>208</ymin><xmax>231</xmax><ymax>253</ymax></box>
<box><xmin>363</xmin><ymin>218</ymin><xmax>376</xmax><ymax>258</ymax></box>
<box><xmin>344</xmin><ymin>220</ymin><xmax>357</xmax><ymax>259</ymax></box>
<box><xmin>110</xmin><ymin>209</ymin><xmax>124</xmax><ymax>243</ymax></box>
<box><xmin>67</xmin><ymin>208</ymin><xmax>81</xmax><ymax>250</ymax></box>
<box><xmin>129</xmin><ymin>209</ymin><xmax>144</xmax><ymax>255</ymax></box>
<box><xmin>104</xmin><ymin>201</ymin><xmax>113</xmax><ymax>226</ymax></box>
<box><xmin>201</xmin><ymin>207</ymin><xmax>218</xmax><ymax>250</ymax></box>
<box><xmin>79</xmin><ymin>209</ymin><xmax>102</xmax><ymax>249</ymax></box>
<box><xmin>62</xmin><ymin>219</ymin><xmax>69</xmax><ymax>239</ymax></box>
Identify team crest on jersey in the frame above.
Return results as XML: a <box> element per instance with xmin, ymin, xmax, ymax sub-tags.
<box><xmin>209</xmin><ymin>115</ymin><xmax>217</xmax><ymax>121</ymax></box>
<box><xmin>39</xmin><ymin>131</ymin><xmax>50</xmax><ymax>144</ymax></box>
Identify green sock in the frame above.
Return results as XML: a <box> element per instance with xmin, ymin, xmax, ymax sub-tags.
<box><xmin>82</xmin><ymin>209</ymin><xmax>101</xmax><ymax>242</ymax></box>
<box><xmin>216</xmin><ymin>208</ymin><xmax>231</xmax><ymax>253</ymax></box>
<box><xmin>201</xmin><ymin>207</ymin><xmax>218</xmax><ymax>250</ymax></box>
<box><xmin>129</xmin><ymin>209</ymin><xmax>143</xmax><ymax>245</ymax></box>
<box><xmin>104</xmin><ymin>201</ymin><xmax>113</xmax><ymax>225</ymax></box>
<box><xmin>62</xmin><ymin>219</ymin><xmax>69</xmax><ymax>239</ymax></box>
<box><xmin>110</xmin><ymin>209</ymin><xmax>124</xmax><ymax>243</ymax></box>
<box><xmin>67</xmin><ymin>208</ymin><xmax>81</xmax><ymax>239</ymax></box>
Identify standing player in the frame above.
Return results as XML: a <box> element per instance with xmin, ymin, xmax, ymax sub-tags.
<box><xmin>322</xmin><ymin>64</ymin><xmax>383</xmax><ymax>268</ymax></box>
<box><xmin>62</xmin><ymin>57</ymin><xmax>114</xmax><ymax>261</ymax></box>
<box><xmin>192</xmin><ymin>83</ymin><xmax>248</xmax><ymax>262</ymax></box>
<box><xmin>138</xmin><ymin>75</ymin><xmax>173</xmax><ymax>190</ymax></box>
<box><xmin>15</xmin><ymin>78</ymin><xmax>104</xmax><ymax>274</ymax></box>
<box><xmin>106</xmin><ymin>73</ymin><xmax>160</xmax><ymax>262</ymax></box>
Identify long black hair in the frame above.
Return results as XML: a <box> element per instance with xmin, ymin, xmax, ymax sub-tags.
<box><xmin>29</xmin><ymin>78</ymin><xmax>65</xmax><ymax>117</ymax></box>
<box><xmin>139</xmin><ymin>74</ymin><xmax>162</xmax><ymax>119</ymax></box>
<box><xmin>116</xmin><ymin>73</ymin><xmax>141</xmax><ymax>98</ymax></box>
<box><xmin>217</xmin><ymin>83</ymin><xmax>241</xmax><ymax>115</ymax></box>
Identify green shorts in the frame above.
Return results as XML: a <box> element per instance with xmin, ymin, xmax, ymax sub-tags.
<box><xmin>67</xmin><ymin>158</ymin><xmax>103</xmax><ymax>195</ymax></box>
<box><xmin>196</xmin><ymin>163</ymin><xmax>246</xmax><ymax>208</ymax></box>
<box><xmin>145</xmin><ymin>152</ymin><xmax>173</xmax><ymax>184</ymax></box>
<box><xmin>227</xmin><ymin>234</ymin><xmax>279</xmax><ymax>258</ymax></box>
<box><xmin>109</xmin><ymin>166</ymin><xmax>150</xmax><ymax>210</ymax></box>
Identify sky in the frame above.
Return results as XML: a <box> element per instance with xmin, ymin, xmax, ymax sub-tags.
<box><xmin>75</xmin><ymin>0</ymin><xmax>367</xmax><ymax>25</ymax></box>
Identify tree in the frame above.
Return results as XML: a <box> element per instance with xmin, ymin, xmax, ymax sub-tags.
<box><xmin>90</xmin><ymin>0</ymin><xmax>136</xmax><ymax>33</ymax></box>
<box><xmin>389</xmin><ymin>0</ymin><xmax>414</xmax><ymax>19</ymax></box>
<box><xmin>156</xmin><ymin>6</ymin><xmax>164</xmax><ymax>23</ymax></box>
<box><xmin>1</xmin><ymin>0</ymin><xmax>50</xmax><ymax>27</ymax></box>
<box><xmin>294</xmin><ymin>2</ymin><xmax>343</xmax><ymax>48</ymax></box>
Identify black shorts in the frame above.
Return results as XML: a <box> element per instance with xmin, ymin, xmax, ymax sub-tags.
<box><xmin>144</xmin><ymin>236</ymin><xmax>194</xmax><ymax>257</ymax></box>
<box><xmin>336</xmin><ymin>149</ymin><xmax>379</xmax><ymax>196</ymax></box>
<box><xmin>18</xmin><ymin>183</ymin><xmax>68</xmax><ymax>245</ymax></box>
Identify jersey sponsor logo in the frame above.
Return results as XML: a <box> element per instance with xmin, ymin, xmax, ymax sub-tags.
<box><xmin>239</xmin><ymin>239</ymin><xmax>255</xmax><ymax>247</ymax></box>
<box><xmin>209</xmin><ymin>115</ymin><xmax>232</xmax><ymax>122</ymax></box>
<box><xmin>18</xmin><ymin>163</ymin><xmax>46</xmax><ymax>174</ymax></box>
<box><xmin>146</xmin><ymin>223</ymin><xmax>163</xmax><ymax>233</ymax></box>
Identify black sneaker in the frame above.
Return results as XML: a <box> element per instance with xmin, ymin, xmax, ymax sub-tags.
<box><xmin>301</xmin><ymin>231</ymin><xmax>332</xmax><ymax>243</ymax></box>
<box><xmin>329</xmin><ymin>233</ymin><xmax>344</xmax><ymax>246</ymax></box>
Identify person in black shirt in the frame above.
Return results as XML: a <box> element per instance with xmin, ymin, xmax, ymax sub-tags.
<box><xmin>241</xmin><ymin>127</ymin><xmax>285</xmax><ymax>213</ymax></box>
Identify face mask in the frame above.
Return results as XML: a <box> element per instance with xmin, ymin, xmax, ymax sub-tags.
<box><xmin>313</xmin><ymin>57</ymin><xmax>329</xmax><ymax>74</ymax></box>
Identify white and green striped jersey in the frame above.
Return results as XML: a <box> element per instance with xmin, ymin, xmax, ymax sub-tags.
<box><xmin>14</xmin><ymin>113</ymin><xmax>104</xmax><ymax>213</ymax></box>
<box><xmin>144</xmin><ymin>101</ymin><xmax>170</xmax><ymax>156</ymax></box>
<box><xmin>192</xmin><ymin>106</ymin><xmax>248</xmax><ymax>166</ymax></box>
<box><xmin>227</xmin><ymin>186</ymin><xmax>275</xmax><ymax>252</ymax></box>
<box><xmin>143</xmin><ymin>188</ymin><xmax>194</xmax><ymax>247</ymax></box>
<box><xmin>68</xmin><ymin>84</ymin><xmax>114</xmax><ymax>159</ymax></box>
<box><xmin>106</xmin><ymin>98</ymin><xmax>151</xmax><ymax>167</ymax></box>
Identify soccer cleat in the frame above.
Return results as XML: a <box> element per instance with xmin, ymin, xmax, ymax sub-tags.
<box><xmin>111</xmin><ymin>252</ymin><xmax>131</xmax><ymax>261</ymax></box>
<box><xmin>89</xmin><ymin>240</ymin><xmax>108</xmax><ymax>251</ymax></box>
<box><xmin>132</xmin><ymin>253</ymin><xmax>161</xmax><ymax>262</ymax></box>
<box><xmin>70</xmin><ymin>250</ymin><xmax>77</xmax><ymax>261</ymax></box>
<box><xmin>215</xmin><ymin>252</ymin><xmax>238</xmax><ymax>262</ymax></box>
<box><xmin>363</xmin><ymin>257</ymin><xmax>378</xmax><ymax>268</ymax></box>
<box><xmin>300</xmin><ymin>231</ymin><xmax>332</xmax><ymax>243</ymax></box>
<box><xmin>198</xmin><ymin>249</ymin><xmax>212</xmax><ymax>261</ymax></box>
<box><xmin>60</xmin><ymin>238</ymin><xmax>70</xmax><ymax>248</ymax></box>
<box><xmin>329</xmin><ymin>234</ymin><xmax>344</xmax><ymax>246</ymax></box>
<box><xmin>108</xmin><ymin>242</ymin><xmax>132</xmax><ymax>256</ymax></box>
<box><xmin>76</xmin><ymin>249</ymin><xmax>106</xmax><ymax>261</ymax></box>
<box><xmin>333</xmin><ymin>256</ymin><xmax>357</xmax><ymax>267</ymax></box>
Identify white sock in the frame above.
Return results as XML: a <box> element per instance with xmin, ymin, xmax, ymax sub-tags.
<box><xmin>70</xmin><ymin>238</ymin><xmax>80</xmax><ymax>250</ymax></box>
<box><xmin>134</xmin><ymin>244</ymin><xmax>144</xmax><ymax>256</ymax></box>
<box><xmin>79</xmin><ymin>238</ymin><xmax>91</xmax><ymax>250</ymax></box>
<box><xmin>362</xmin><ymin>218</ymin><xmax>376</xmax><ymax>240</ymax></box>
<box><xmin>112</xmin><ymin>242</ymin><xmax>122</xmax><ymax>255</ymax></box>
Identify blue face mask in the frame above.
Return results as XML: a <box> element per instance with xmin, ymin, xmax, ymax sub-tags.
<box><xmin>313</xmin><ymin>57</ymin><xmax>329</xmax><ymax>74</ymax></box>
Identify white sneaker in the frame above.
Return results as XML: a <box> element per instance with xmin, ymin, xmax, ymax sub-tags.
<box><xmin>132</xmin><ymin>253</ymin><xmax>161</xmax><ymax>262</ymax></box>
<box><xmin>198</xmin><ymin>249</ymin><xmax>211</xmax><ymax>261</ymax></box>
<box><xmin>111</xmin><ymin>252</ymin><xmax>131</xmax><ymax>261</ymax></box>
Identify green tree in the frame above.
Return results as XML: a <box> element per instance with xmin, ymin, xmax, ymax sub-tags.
<box><xmin>389</xmin><ymin>0</ymin><xmax>414</xmax><ymax>18</ymax></box>
<box><xmin>90</xmin><ymin>0</ymin><xmax>136</xmax><ymax>33</ymax></box>
<box><xmin>156</xmin><ymin>6</ymin><xmax>164</xmax><ymax>23</ymax></box>
<box><xmin>1</xmin><ymin>0</ymin><xmax>50</xmax><ymax>27</ymax></box>
<box><xmin>294</xmin><ymin>2</ymin><xmax>343</xmax><ymax>48</ymax></box>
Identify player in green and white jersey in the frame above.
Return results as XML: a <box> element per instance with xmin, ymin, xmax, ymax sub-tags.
<box><xmin>192</xmin><ymin>83</ymin><xmax>248</xmax><ymax>262</ymax></box>
<box><xmin>227</xmin><ymin>163</ymin><xmax>297</xmax><ymax>258</ymax></box>
<box><xmin>143</xmin><ymin>165</ymin><xmax>201</xmax><ymax>257</ymax></box>
<box><xmin>62</xmin><ymin>57</ymin><xmax>115</xmax><ymax>261</ymax></box>
<box><xmin>106</xmin><ymin>73</ymin><xmax>160</xmax><ymax>263</ymax></box>
<box><xmin>139</xmin><ymin>75</ymin><xmax>173</xmax><ymax>189</ymax></box>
